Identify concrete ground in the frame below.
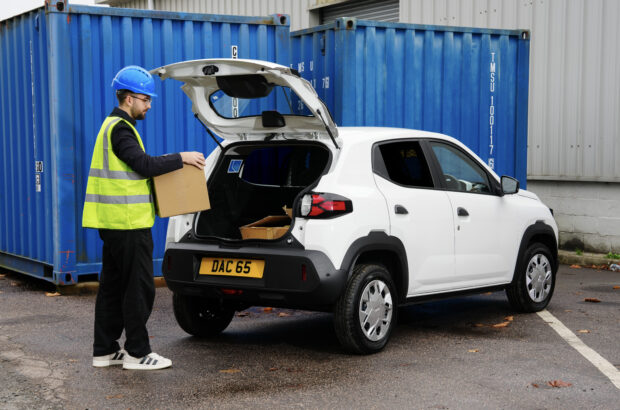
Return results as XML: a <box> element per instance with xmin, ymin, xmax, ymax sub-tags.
<box><xmin>0</xmin><ymin>262</ymin><xmax>618</xmax><ymax>409</ymax></box>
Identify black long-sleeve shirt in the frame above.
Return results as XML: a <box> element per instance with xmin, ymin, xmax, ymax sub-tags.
<box><xmin>109</xmin><ymin>107</ymin><xmax>182</xmax><ymax>178</ymax></box>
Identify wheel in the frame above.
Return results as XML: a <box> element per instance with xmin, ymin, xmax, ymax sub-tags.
<box><xmin>506</xmin><ymin>243</ymin><xmax>556</xmax><ymax>312</ymax></box>
<box><xmin>172</xmin><ymin>293</ymin><xmax>235</xmax><ymax>337</ymax></box>
<box><xmin>334</xmin><ymin>264</ymin><xmax>397</xmax><ymax>354</ymax></box>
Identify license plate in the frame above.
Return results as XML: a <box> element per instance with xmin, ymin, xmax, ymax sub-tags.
<box><xmin>199</xmin><ymin>257</ymin><xmax>265</xmax><ymax>279</ymax></box>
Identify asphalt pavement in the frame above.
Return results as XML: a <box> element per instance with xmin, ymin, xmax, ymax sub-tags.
<box><xmin>0</xmin><ymin>264</ymin><xmax>618</xmax><ymax>409</ymax></box>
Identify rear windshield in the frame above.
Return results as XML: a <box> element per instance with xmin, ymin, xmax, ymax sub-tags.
<box><xmin>209</xmin><ymin>86</ymin><xmax>312</xmax><ymax>119</ymax></box>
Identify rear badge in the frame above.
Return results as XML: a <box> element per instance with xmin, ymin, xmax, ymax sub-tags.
<box><xmin>228</xmin><ymin>159</ymin><xmax>243</xmax><ymax>173</ymax></box>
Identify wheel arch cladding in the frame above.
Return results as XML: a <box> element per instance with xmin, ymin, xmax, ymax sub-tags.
<box><xmin>515</xmin><ymin>221</ymin><xmax>558</xmax><ymax>277</ymax></box>
<box><xmin>339</xmin><ymin>232</ymin><xmax>409</xmax><ymax>302</ymax></box>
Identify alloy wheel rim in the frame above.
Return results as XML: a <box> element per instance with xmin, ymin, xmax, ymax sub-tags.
<box><xmin>525</xmin><ymin>253</ymin><xmax>552</xmax><ymax>302</ymax></box>
<box><xmin>358</xmin><ymin>279</ymin><xmax>393</xmax><ymax>341</ymax></box>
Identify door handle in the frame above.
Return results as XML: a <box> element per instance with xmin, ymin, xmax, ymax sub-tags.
<box><xmin>457</xmin><ymin>207</ymin><xmax>469</xmax><ymax>217</ymax></box>
<box><xmin>395</xmin><ymin>205</ymin><xmax>408</xmax><ymax>215</ymax></box>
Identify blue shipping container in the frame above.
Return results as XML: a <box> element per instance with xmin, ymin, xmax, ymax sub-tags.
<box><xmin>290</xmin><ymin>18</ymin><xmax>530</xmax><ymax>185</ymax></box>
<box><xmin>0</xmin><ymin>1</ymin><xmax>290</xmax><ymax>284</ymax></box>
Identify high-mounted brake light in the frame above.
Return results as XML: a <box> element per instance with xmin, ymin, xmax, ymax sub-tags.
<box><xmin>300</xmin><ymin>193</ymin><xmax>352</xmax><ymax>219</ymax></box>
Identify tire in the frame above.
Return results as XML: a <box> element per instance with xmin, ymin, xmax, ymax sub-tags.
<box><xmin>506</xmin><ymin>242</ymin><xmax>556</xmax><ymax>312</ymax></box>
<box><xmin>172</xmin><ymin>293</ymin><xmax>235</xmax><ymax>337</ymax></box>
<box><xmin>334</xmin><ymin>264</ymin><xmax>397</xmax><ymax>354</ymax></box>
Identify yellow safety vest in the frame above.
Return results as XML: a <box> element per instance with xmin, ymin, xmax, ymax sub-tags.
<box><xmin>82</xmin><ymin>116</ymin><xmax>155</xmax><ymax>229</ymax></box>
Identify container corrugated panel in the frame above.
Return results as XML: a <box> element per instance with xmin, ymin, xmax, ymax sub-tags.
<box><xmin>290</xmin><ymin>18</ymin><xmax>530</xmax><ymax>184</ymax></box>
<box><xmin>0</xmin><ymin>1</ymin><xmax>290</xmax><ymax>284</ymax></box>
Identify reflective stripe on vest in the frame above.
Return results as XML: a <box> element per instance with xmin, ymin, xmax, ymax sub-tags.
<box><xmin>82</xmin><ymin>116</ymin><xmax>155</xmax><ymax>229</ymax></box>
<box><xmin>84</xmin><ymin>194</ymin><xmax>152</xmax><ymax>204</ymax></box>
<box><xmin>88</xmin><ymin>168</ymin><xmax>146</xmax><ymax>180</ymax></box>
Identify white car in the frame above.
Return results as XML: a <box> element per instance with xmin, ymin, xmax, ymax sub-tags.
<box><xmin>153</xmin><ymin>59</ymin><xmax>558</xmax><ymax>354</ymax></box>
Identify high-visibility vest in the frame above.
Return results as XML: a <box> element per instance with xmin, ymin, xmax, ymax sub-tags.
<box><xmin>82</xmin><ymin>116</ymin><xmax>155</xmax><ymax>229</ymax></box>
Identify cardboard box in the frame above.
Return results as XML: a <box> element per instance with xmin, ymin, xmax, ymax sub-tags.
<box><xmin>240</xmin><ymin>215</ymin><xmax>291</xmax><ymax>240</ymax></box>
<box><xmin>152</xmin><ymin>164</ymin><xmax>210</xmax><ymax>218</ymax></box>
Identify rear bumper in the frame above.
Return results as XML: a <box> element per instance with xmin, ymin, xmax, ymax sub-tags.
<box><xmin>162</xmin><ymin>242</ymin><xmax>348</xmax><ymax>310</ymax></box>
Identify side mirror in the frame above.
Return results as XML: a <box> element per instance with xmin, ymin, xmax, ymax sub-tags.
<box><xmin>501</xmin><ymin>176</ymin><xmax>520</xmax><ymax>195</ymax></box>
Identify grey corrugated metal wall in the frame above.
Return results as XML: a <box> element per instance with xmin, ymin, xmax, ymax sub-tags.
<box><xmin>401</xmin><ymin>0</ymin><xmax>620</xmax><ymax>183</ymax></box>
<box><xmin>98</xmin><ymin>0</ymin><xmax>316</xmax><ymax>31</ymax></box>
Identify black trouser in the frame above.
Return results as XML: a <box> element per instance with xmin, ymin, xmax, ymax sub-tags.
<box><xmin>94</xmin><ymin>228</ymin><xmax>155</xmax><ymax>358</ymax></box>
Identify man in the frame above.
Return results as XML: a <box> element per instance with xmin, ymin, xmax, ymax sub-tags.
<box><xmin>83</xmin><ymin>65</ymin><xmax>205</xmax><ymax>370</ymax></box>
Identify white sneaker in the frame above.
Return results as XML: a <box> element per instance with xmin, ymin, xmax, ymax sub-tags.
<box><xmin>122</xmin><ymin>352</ymin><xmax>172</xmax><ymax>370</ymax></box>
<box><xmin>92</xmin><ymin>349</ymin><xmax>126</xmax><ymax>367</ymax></box>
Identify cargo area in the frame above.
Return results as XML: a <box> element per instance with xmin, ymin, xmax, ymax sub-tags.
<box><xmin>195</xmin><ymin>142</ymin><xmax>331</xmax><ymax>240</ymax></box>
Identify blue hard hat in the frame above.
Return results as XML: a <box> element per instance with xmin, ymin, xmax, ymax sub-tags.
<box><xmin>111</xmin><ymin>65</ymin><xmax>157</xmax><ymax>97</ymax></box>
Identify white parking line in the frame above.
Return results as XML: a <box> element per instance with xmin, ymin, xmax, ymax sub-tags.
<box><xmin>538</xmin><ymin>309</ymin><xmax>620</xmax><ymax>389</ymax></box>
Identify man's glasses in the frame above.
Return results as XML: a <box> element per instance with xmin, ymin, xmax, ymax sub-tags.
<box><xmin>130</xmin><ymin>94</ymin><xmax>152</xmax><ymax>104</ymax></box>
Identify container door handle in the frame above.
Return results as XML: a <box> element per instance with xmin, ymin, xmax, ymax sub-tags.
<box><xmin>395</xmin><ymin>205</ymin><xmax>408</xmax><ymax>215</ymax></box>
<box><xmin>457</xmin><ymin>207</ymin><xmax>469</xmax><ymax>217</ymax></box>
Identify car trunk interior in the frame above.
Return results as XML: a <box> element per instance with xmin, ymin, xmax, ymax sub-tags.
<box><xmin>195</xmin><ymin>141</ymin><xmax>331</xmax><ymax>240</ymax></box>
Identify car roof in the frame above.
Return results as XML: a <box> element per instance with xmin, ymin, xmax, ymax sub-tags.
<box><xmin>337</xmin><ymin>127</ymin><xmax>458</xmax><ymax>144</ymax></box>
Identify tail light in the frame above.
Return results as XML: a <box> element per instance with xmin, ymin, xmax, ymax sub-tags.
<box><xmin>300</xmin><ymin>193</ymin><xmax>352</xmax><ymax>219</ymax></box>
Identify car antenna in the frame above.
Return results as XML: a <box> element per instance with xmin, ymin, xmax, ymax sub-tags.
<box><xmin>194</xmin><ymin>113</ymin><xmax>223</xmax><ymax>149</ymax></box>
<box><xmin>315</xmin><ymin>109</ymin><xmax>339</xmax><ymax>149</ymax></box>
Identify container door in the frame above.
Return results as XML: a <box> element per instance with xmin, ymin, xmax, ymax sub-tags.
<box><xmin>372</xmin><ymin>140</ymin><xmax>455</xmax><ymax>296</ymax></box>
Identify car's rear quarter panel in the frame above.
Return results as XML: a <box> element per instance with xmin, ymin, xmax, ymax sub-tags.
<box><xmin>295</xmin><ymin>137</ymin><xmax>390</xmax><ymax>271</ymax></box>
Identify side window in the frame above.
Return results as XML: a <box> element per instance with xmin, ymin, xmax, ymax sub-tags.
<box><xmin>375</xmin><ymin>141</ymin><xmax>434</xmax><ymax>188</ymax></box>
<box><xmin>430</xmin><ymin>142</ymin><xmax>491</xmax><ymax>194</ymax></box>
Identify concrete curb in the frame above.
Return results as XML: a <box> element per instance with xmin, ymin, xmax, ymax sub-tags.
<box><xmin>558</xmin><ymin>250</ymin><xmax>619</xmax><ymax>267</ymax></box>
<box><xmin>58</xmin><ymin>277</ymin><xmax>168</xmax><ymax>295</ymax></box>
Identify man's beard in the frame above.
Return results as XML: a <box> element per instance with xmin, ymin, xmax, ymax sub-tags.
<box><xmin>132</xmin><ymin>107</ymin><xmax>146</xmax><ymax>120</ymax></box>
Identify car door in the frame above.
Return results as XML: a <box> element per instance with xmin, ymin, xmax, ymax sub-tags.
<box><xmin>427</xmin><ymin>140</ymin><xmax>517</xmax><ymax>287</ymax></box>
<box><xmin>372</xmin><ymin>140</ymin><xmax>456</xmax><ymax>296</ymax></box>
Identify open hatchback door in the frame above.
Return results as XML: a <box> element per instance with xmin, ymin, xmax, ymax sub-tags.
<box><xmin>151</xmin><ymin>59</ymin><xmax>339</xmax><ymax>146</ymax></box>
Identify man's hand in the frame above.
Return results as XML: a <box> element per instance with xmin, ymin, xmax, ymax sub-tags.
<box><xmin>180</xmin><ymin>151</ymin><xmax>206</xmax><ymax>170</ymax></box>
